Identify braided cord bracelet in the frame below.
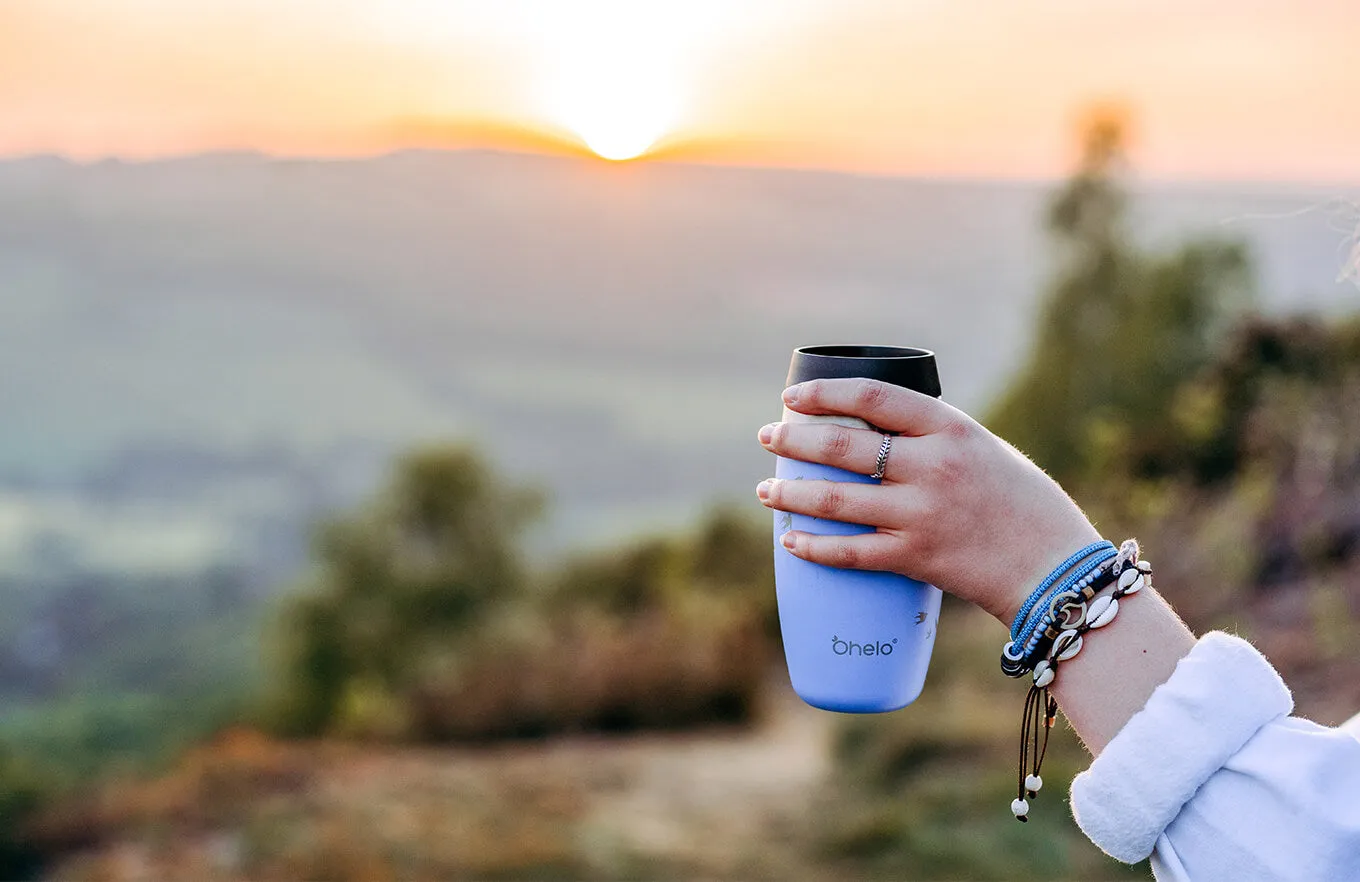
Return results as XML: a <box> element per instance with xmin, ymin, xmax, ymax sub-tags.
<box><xmin>1015</xmin><ymin>546</ymin><xmax>1118</xmax><ymax>658</ymax></box>
<box><xmin>1009</xmin><ymin>540</ymin><xmax>1113</xmax><ymax>642</ymax></box>
<box><xmin>1002</xmin><ymin>538</ymin><xmax>1153</xmax><ymax>822</ymax></box>
<box><xmin>1001</xmin><ymin>545</ymin><xmax>1118</xmax><ymax>676</ymax></box>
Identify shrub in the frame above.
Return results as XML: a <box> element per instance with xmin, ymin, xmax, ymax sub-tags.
<box><xmin>269</xmin><ymin>440</ymin><xmax>778</xmax><ymax>741</ymax></box>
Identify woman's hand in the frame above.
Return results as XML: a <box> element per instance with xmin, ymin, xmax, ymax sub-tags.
<box><xmin>756</xmin><ymin>378</ymin><xmax>1101</xmax><ymax>627</ymax></box>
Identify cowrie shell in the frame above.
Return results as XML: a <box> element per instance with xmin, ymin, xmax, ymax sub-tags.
<box><xmin>1052</xmin><ymin>630</ymin><xmax>1083</xmax><ymax>661</ymax></box>
<box><xmin>1088</xmin><ymin>596</ymin><xmax>1119</xmax><ymax>628</ymax></box>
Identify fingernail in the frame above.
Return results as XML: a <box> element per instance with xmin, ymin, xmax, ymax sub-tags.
<box><xmin>782</xmin><ymin>384</ymin><xmax>801</xmax><ymax>404</ymax></box>
<box><xmin>780</xmin><ymin>531</ymin><xmax>797</xmax><ymax>550</ymax></box>
<box><xmin>758</xmin><ymin>424</ymin><xmax>776</xmax><ymax>445</ymax></box>
<box><xmin>756</xmin><ymin>479</ymin><xmax>773</xmax><ymax>500</ymax></box>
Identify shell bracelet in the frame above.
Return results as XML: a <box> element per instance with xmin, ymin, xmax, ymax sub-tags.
<box><xmin>1001</xmin><ymin>539</ymin><xmax>1151</xmax><ymax>821</ymax></box>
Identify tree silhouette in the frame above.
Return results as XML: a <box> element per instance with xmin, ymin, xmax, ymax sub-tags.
<box><xmin>988</xmin><ymin>110</ymin><xmax>1252</xmax><ymax>484</ymax></box>
<box><xmin>272</xmin><ymin>445</ymin><xmax>542</xmax><ymax>734</ymax></box>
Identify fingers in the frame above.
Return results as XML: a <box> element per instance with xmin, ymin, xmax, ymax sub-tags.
<box><xmin>758</xmin><ymin>421</ymin><xmax>909</xmax><ymax>481</ymax></box>
<box><xmin>777</xmin><ymin>529</ymin><xmax>900</xmax><ymax>571</ymax></box>
<box><xmin>757</xmin><ymin>477</ymin><xmax>907</xmax><ymax>527</ymax></box>
<box><xmin>782</xmin><ymin>378</ymin><xmax>961</xmax><ymax>437</ymax></box>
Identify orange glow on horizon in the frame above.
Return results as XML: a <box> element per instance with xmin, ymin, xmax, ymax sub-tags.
<box><xmin>1</xmin><ymin>1</ymin><xmax>1358</xmax><ymax>183</ymax></box>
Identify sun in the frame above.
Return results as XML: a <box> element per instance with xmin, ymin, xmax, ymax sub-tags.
<box><xmin>558</xmin><ymin>75</ymin><xmax>676</xmax><ymax>161</ymax></box>
<box><xmin>571</xmin><ymin>107</ymin><xmax>664</xmax><ymax>161</ymax></box>
<box><xmin>370</xmin><ymin>1</ymin><xmax>818</xmax><ymax>163</ymax></box>
<box><xmin>581</xmin><ymin>131</ymin><xmax>655</xmax><ymax>162</ymax></box>
<box><xmin>548</xmin><ymin>46</ymin><xmax>680</xmax><ymax>162</ymax></box>
<box><xmin>531</xmin><ymin>4</ymin><xmax>688</xmax><ymax>162</ymax></box>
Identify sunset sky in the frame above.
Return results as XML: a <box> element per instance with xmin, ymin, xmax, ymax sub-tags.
<box><xmin>2</xmin><ymin>0</ymin><xmax>1357</xmax><ymax>181</ymax></box>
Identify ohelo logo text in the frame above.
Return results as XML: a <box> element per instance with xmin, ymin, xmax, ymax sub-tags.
<box><xmin>831</xmin><ymin>636</ymin><xmax>899</xmax><ymax>657</ymax></box>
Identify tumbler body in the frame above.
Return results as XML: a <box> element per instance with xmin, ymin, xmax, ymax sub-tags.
<box><xmin>773</xmin><ymin>345</ymin><xmax>944</xmax><ymax>713</ymax></box>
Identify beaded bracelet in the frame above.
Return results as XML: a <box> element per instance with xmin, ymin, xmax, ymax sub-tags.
<box><xmin>1001</xmin><ymin>546</ymin><xmax>1117</xmax><ymax>677</ymax></box>
<box><xmin>1000</xmin><ymin>556</ymin><xmax>1120</xmax><ymax>678</ymax></box>
<box><xmin>1013</xmin><ymin>547</ymin><xmax>1118</xmax><ymax>659</ymax></box>
<box><xmin>1003</xmin><ymin>539</ymin><xmax>1152</xmax><ymax>822</ymax></box>
<box><xmin>1009</xmin><ymin>540</ymin><xmax>1113</xmax><ymax>642</ymax></box>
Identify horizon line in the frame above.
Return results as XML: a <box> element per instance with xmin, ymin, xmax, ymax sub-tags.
<box><xmin>2</xmin><ymin>144</ymin><xmax>1357</xmax><ymax>193</ymax></box>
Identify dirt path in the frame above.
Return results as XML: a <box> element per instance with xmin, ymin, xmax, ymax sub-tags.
<box><xmin>577</xmin><ymin>683</ymin><xmax>834</xmax><ymax>876</ymax></box>
<box><xmin>51</xmin><ymin>681</ymin><xmax>837</xmax><ymax>881</ymax></box>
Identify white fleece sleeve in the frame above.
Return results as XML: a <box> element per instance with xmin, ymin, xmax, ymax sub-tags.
<box><xmin>1069</xmin><ymin>631</ymin><xmax>1360</xmax><ymax>881</ymax></box>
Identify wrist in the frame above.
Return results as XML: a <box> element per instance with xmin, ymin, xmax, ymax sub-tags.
<box><xmin>994</xmin><ymin>523</ymin><xmax>1105</xmax><ymax>631</ymax></box>
<box><xmin>998</xmin><ymin>538</ymin><xmax>1176</xmax><ymax>822</ymax></box>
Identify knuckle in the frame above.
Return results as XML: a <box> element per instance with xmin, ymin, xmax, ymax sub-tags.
<box><xmin>922</xmin><ymin>429</ymin><xmax>976</xmax><ymax>486</ymax></box>
<box><xmin>831</xmin><ymin>540</ymin><xmax>860</xmax><ymax>569</ymax></box>
<box><xmin>854</xmin><ymin>379</ymin><xmax>888</xmax><ymax>412</ymax></box>
<box><xmin>941</xmin><ymin>415</ymin><xmax>975</xmax><ymax>444</ymax></box>
<box><xmin>814</xmin><ymin>483</ymin><xmax>846</xmax><ymax>517</ymax></box>
<box><xmin>769</xmin><ymin>421</ymin><xmax>788</xmax><ymax>448</ymax></box>
<box><xmin>799</xmin><ymin>379</ymin><xmax>824</xmax><ymax>406</ymax></box>
<box><xmin>819</xmin><ymin>425</ymin><xmax>854</xmax><ymax>460</ymax></box>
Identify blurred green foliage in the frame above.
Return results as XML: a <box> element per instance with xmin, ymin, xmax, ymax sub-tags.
<box><xmin>0</xmin><ymin>575</ymin><xmax>262</xmax><ymax>879</ymax></box>
<box><xmin>269</xmin><ymin>445</ymin><xmax>544</xmax><ymax>735</ymax></box>
<box><xmin>0</xmin><ymin>567</ymin><xmax>264</xmax><ymax>780</ymax></box>
<box><xmin>0</xmin><ymin>745</ymin><xmax>48</xmax><ymax>879</ymax></box>
<box><xmin>1093</xmin><ymin>312</ymin><xmax>1360</xmax><ymax>641</ymax></box>
<box><xmin>989</xmin><ymin>111</ymin><xmax>1253</xmax><ymax>487</ymax></box>
<box><xmin>269</xmin><ymin>445</ymin><xmax>776</xmax><ymax>741</ymax></box>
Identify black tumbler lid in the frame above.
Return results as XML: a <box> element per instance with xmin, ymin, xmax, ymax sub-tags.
<box><xmin>786</xmin><ymin>345</ymin><xmax>941</xmax><ymax>398</ymax></box>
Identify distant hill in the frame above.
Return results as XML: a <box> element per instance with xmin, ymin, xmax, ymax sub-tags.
<box><xmin>1</xmin><ymin>151</ymin><xmax>1355</xmax><ymax>573</ymax></box>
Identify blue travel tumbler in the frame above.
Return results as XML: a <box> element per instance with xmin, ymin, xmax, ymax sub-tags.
<box><xmin>773</xmin><ymin>345</ymin><xmax>944</xmax><ymax>713</ymax></box>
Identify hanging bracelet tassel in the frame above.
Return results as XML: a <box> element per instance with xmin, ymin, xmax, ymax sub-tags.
<box><xmin>1007</xmin><ymin>539</ymin><xmax>1150</xmax><ymax>822</ymax></box>
<box><xmin>1012</xmin><ymin>683</ymin><xmax>1057</xmax><ymax>820</ymax></box>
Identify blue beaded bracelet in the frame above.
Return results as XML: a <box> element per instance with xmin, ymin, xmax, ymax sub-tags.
<box><xmin>1017</xmin><ymin>548</ymin><xmax>1117</xmax><ymax>656</ymax></box>
<box><xmin>1009</xmin><ymin>541</ymin><xmax>1113</xmax><ymax>641</ymax></box>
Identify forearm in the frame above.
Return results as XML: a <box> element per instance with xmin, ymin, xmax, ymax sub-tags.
<box><xmin>1041</xmin><ymin>584</ymin><xmax>1196</xmax><ymax>754</ymax></box>
<box><xmin>977</xmin><ymin>498</ymin><xmax>1197</xmax><ymax>753</ymax></box>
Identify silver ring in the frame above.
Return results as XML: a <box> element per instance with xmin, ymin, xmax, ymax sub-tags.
<box><xmin>869</xmin><ymin>434</ymin><xmax>892</xmax><ymax>480</ymax></box>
